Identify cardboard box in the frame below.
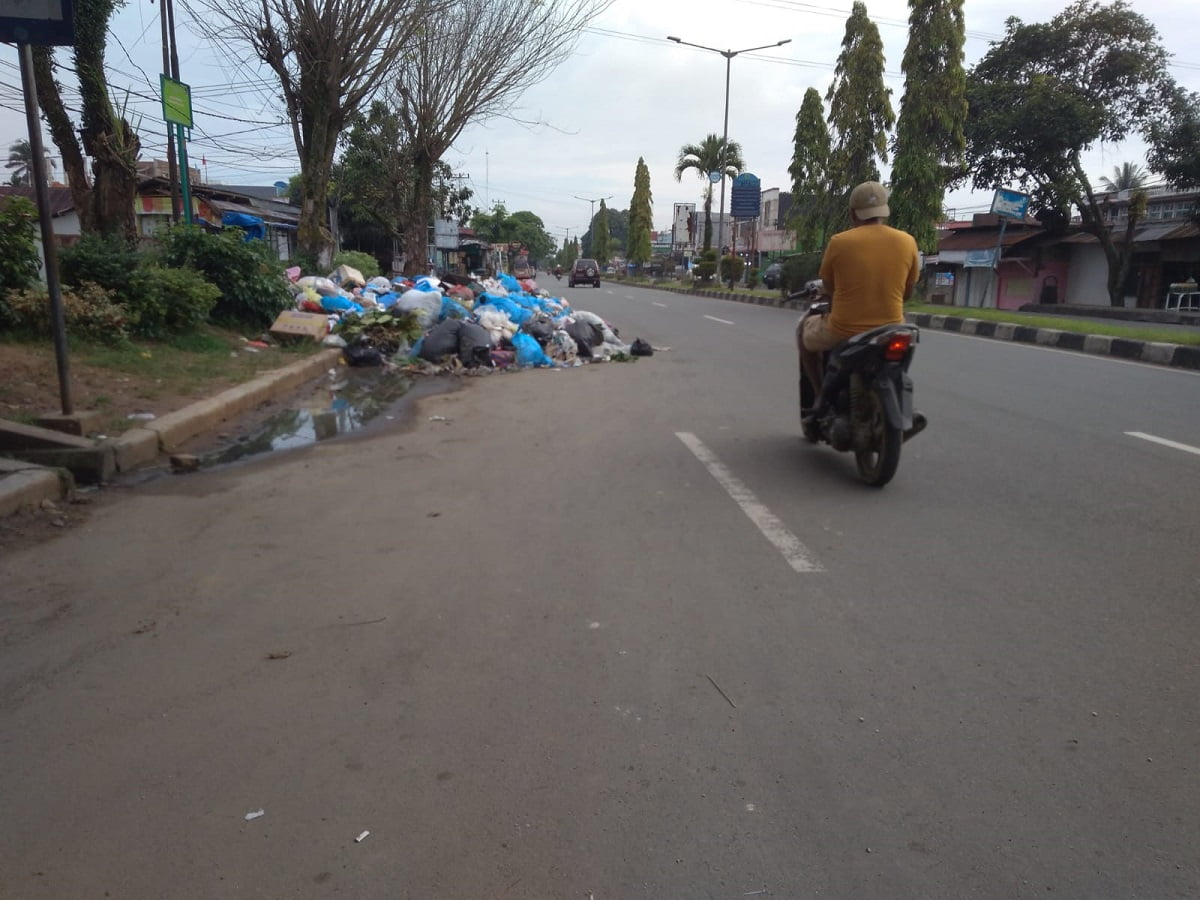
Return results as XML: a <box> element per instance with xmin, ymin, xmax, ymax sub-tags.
<box><xmin>270</xmin><ymin>310</ymin><xmax>329</xmax><ymax>341</ymax></box>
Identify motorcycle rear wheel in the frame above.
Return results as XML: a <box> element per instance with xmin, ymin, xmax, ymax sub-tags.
<box><xmin>854</xmin><ymin>387</ymin><xmax>902</xmax><ymax>487</ymax></box>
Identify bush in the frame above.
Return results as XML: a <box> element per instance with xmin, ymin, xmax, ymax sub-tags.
<box><xmin>126</xmin><ymin>265</ymin><xmax>221</xmax><ymax>338</ymax></box>
<box><xmin>781</xmin><ymin>252</ymin><xmax>823</xmax><ymax>293</ymax></box>
<box><xmin>719</xmin><ymin>255</ymin><xmax>745</xmax><ymax>286</ymax></box>
<box><xmin>60</xmin><ymin>233</ymin><xmax>141</xmax><ymax>298</ymax></box>
<box><xmin>2</xmin><ymin>281</ymin><xmax>129</xmax><ymax>345</ymax></box>
<box><xmin>0</xmin><ymin>196</ymin><xmax>42</xmax><ymax>292</ymax></box>
<box><xmin>157</xmin><ymin>225</ymin><xmax>292</xmax><ymax>327</ymax></box>
<box><xmin>694</xmin><ymin>248</ymin><xmax>718</xmax><ymax>283</ymax></box>
<box><xmin>332</xmin><ymin>249</ymin><xmax>382</xmax><ymax>279</ymax></box>
<box><xmin>747</xmin><ymin>266</ymin><xmax>760</xmax><ymax>288</ymax></box>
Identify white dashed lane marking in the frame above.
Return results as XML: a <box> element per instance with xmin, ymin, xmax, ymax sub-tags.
<box><xmin>676</xmin><ymin>432</ymin><xmax>823</xmax><ymax>574</ymax></box>
<box><xmin>1125</xmin><ymin>432</ymin><xmax>1200</xmax><ymax>457</ymax></box>
<box><xmin>704</xmin><ymin>315</ymin><xmax>735</xmax><ymax>325</ymax></box>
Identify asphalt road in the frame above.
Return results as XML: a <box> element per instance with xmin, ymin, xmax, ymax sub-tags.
<box><xmin>1</xmin><ymin>281</ymin><xmax>1198</xmax><ymax>899</ymax></box>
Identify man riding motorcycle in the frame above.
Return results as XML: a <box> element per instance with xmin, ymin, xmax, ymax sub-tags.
<box><xmin>797</xmin><ymin>181</ymin><xmax>919</xmax><ymax>414</ymax></box>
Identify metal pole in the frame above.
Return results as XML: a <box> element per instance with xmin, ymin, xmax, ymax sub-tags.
<box><xmin>176</xmin><ymin>123</ymin><xmax>193</xmax><ymax>225</ymax></box>
<box><xmin>981</xmin><ymin>217</ymin><xmax>1008</xmax><ymax>307</ymax></box>
<box><xmin>159</xmin><ymin>0</ymin><xmax>180</xmax><ymax>221</ymax></box>
<box><xmin>716</xmin><ymin>51</ymin><xmax>731</xmax><ymax>265</ymax></box>
<box><xmin>19</xmin><ymin>43</ymin><xmax>71</xmax><ymax>414</ymax></box>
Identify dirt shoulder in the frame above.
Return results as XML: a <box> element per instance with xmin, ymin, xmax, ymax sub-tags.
<box><xmin>1</xmin><ymin>330</ymin><xmax>323</xmax><ymax>438</ymax></box>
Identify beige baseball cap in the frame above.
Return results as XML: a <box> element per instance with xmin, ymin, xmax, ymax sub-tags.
<box><xmin>850</xmin><ymin>181</ymin><xmax>890</xmax><ymax>219</ymax></box>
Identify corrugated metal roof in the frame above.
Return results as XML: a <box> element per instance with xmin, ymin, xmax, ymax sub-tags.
<box><xmin>938</xmin><ymin>227</ymin><xmax>1042</xmax><ymax>251</ymax></box>
<box><xmin>0</xmin><ymin>185</ymin><xmax>75</xmax><ymax>217</ymax></box>
<box><xmin>1054</xmin><ymin>220</ymin><xmax>1199</xmax><ymax>245</ymax></box>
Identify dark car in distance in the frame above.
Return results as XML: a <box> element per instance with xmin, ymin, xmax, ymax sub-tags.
<box><xmin>762</xmin><ymin>261</ymin><xmax>784</xmax><ymax>290</ymax></box>
<box><xmin>569</xmin><ymin>258</ymin><xmax>601</xmax><ymax>288</ymax></box>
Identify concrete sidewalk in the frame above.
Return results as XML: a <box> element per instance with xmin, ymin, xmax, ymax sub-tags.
<box><xmin>0</xmin><ymin>349</ymin><xmax>340</xmax><ymax>517</ymax></box>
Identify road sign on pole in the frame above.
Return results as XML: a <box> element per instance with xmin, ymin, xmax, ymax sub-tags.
<box><xmin>4</xmin><ymin>0</ymin><xmax>76</xmax><ymax>413</ymax></box>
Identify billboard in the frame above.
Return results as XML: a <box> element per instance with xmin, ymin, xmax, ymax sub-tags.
<box><xmin>672</xmin><ymin>202</ymin><xmax>696</xmax><ymax>250</ymax></box>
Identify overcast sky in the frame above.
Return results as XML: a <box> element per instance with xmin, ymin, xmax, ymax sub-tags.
<box><xmin>1</xmin><ymin>0</ymin><xmax>1198</xmax><ymax>244</ymax></box>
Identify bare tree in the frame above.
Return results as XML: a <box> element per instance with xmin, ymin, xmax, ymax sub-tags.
<box><xmin>186</xmin><ymin>0</ymin><xmax>442</xmax><ymax>265</ymax></box>
<box><xmin>389</xmin><ymin>0</ymin><xmax>613</xmax><ymax>275</ymax></box>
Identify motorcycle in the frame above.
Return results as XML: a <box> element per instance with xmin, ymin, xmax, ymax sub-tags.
<box><xmin>553</xmin><ymin>267</ymin><xmax>562</xmax><ymax>281</ymax></box>
<box><xmin>797</xmin><ymin>294</ymin><xmax>926</xmax><ymax>487</ymax></box>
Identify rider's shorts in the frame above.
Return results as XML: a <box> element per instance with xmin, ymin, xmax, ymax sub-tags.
<box><xmin>800</xmin><ymin>313</ymin><xmax>843</xmax><ymax>353</ymax></box>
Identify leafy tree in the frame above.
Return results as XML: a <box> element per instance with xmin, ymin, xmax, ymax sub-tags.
<box><xmin>582</xmin><ymin>207</ymin><xmax>628</xmax><ymax>259</ymax></box>
<box><xmin>0</xmin><ymin>197</ymin><xmax>42</xmax><ymax>292</ymax></box>
<box><xmin>385</xmin><ymin>0</ymin><xmax>613</xmax><ymax>274</ymax></box>
<box><xmin>889</xmin><ymin>0</ymin><xmax>967</xmax><ymax>252</ymax></box>
<box><xmin>627</xmin><ymin>158</ymin><xmax>653</xmax><ymax>267</ymax></box>
<box><xmin>674</xmin><ymin>134</ymin><xmax>745</xmax><ymax>250</ymax></box>
<box><xmin>187</xmin><ymin>0</ymin><xmax>439</xmax><ymax>266</ymax></box>
<box><xmin>962</xmin><ymin>0</ymin><xmax>1176</xmax><ymax>306</ymax></box>
<box><xmin>33</xmin><ymin>0</ymin><xmax>140</xmax><ymax>241</ymax></box>
<box><xmin>593</xmin><ymin>200</ymin><xmax>611</xmax><ymax>266</ymax></box>
<box><xmin>1148</xmin><ymin>87</ymin><xmax>1200</xmax><ymax>190</ymax></box>
<box><xmin>468</xmin><ymin>204</ymin><xmax>555</xmax><ymax>267</ymax></box>
<box><xmin>1098</xmin><ymin>161</ymin><xmax>1148</xmax><ymax>192</ymax></box>
<box><xmin>5</xmin><ymin>139</ymin><xmax>55</xmax><ymax>187</ymax></box>
<box><xmin>337</xmin><ymin>100</ymin><xmax>473</xmax><ymax>260</ymax></box>
<box><xmin>788</xmin><ymin>88</ymin><xmax>836</xmax><ymax>251</ymax></box>
<box><xmin>826</xmin><ymin>1</ymin><xmax>895</xmax><ymax>201</ymax></box>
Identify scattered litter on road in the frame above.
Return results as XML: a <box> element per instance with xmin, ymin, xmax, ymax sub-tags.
<box><xmin>706</xmin><ymin>673</ymin><xmax>737</xmax><ymax>709</ymax></box>
<box><xmin>355</xmin><ymin>830</ymin><xmax>370</xmax><ymax>843</ymax></box>
<box><xmin>169</xmin><ymin>454</ymin><xmax>200</xmax><ymax>474</ymax></box>
<box><xmin>126</xmin><ymin>412</ymin><xmax>156</xmax><ymax>421</ymax></box>
<box><xmin>428</xmin><ymin>415</ymin><xmax>450</xmax><ymax>422</ymax></box>
<box><xmin>266</xmin><ymin>651</ymin><xmax>292</xmax><ymax>660</ymax></box>
<box><xmin>245</xmin><ymin>810</ymin><xmax>265</xmax><ymax>821</ymax></box>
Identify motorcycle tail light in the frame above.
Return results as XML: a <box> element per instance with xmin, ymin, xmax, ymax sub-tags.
<box><xmin>883</xmin><ymin>334</ymin><xmax>912</xmax><ymax>361</ymax></box>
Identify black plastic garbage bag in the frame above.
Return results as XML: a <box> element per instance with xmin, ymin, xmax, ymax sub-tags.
<box><xmin>630</xmin><ymin>338</ymin><xmax>654</xmax><ymax>357</ymax></box>
<box><xmin>344</xmin><ymin>340</ymin><xmax>384</xmax><ymax>367</ymax></box>
<box><xmin>457</xmin><ymin>321</ymin><xmax>493</xmax><ymax>368</ymax></box>
<box><xmin>523</xmin><ymin>314</ymin><xmax>556</xmax><ymax>345</ymax></box>
<box><xmin>420</xmin><ymin>318</ymin><xmax>464</xmax><ymax>362</ymax></box>
<box><xmin>566</xmin><ymin>319</ymin><xmax>602</xmax><ymax>357</ymax></box>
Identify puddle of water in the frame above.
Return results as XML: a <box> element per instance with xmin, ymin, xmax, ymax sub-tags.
<box><xmin>201</xmin><ymin>369</ymin><xmax>414</xmax><ymax>467</ymax></box>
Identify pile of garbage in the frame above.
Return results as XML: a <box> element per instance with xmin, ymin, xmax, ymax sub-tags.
<box><xmin>281</xmin><ymin>263</ymin><xmax>651</xmax><ymax>371</ymax></box>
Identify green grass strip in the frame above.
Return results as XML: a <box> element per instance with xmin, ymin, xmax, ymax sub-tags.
<box><xmin>906</xmin><ymin>304</ymin><xmax>1200</xmax><ymax>346</ymax></box>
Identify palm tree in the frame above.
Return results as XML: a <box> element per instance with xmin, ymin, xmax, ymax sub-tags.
<box><xmin>674</xmin><ymin>134</ymin><xmax>745</xmax><ymax>251</ymax></box>
<box><xmin>5</xmin><ymin>139</ymin><xmax>55</xmax><ymax>186</ymax></box>
<box><xmin>1099</xmin><ymin>161</ymin><xmax>1148</xmax><ymax>193</ymax></box>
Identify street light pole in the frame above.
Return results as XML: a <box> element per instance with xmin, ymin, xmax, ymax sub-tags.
<box><xmin>574</xmin><ymin>195</ymin><xmax>612</xmax><ymax>233</ymax></box>
<box><xmin>667</xmin><ymin>36</ymin><xmax>791</xmax><ymax>267</ymax></box>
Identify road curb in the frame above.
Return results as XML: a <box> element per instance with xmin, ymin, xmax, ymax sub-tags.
<box><xmin>103</xmin><ymin>348</ymin><xmax>341</xmax><ymax>471</ymax></box>
<box><xmin>0</xmin><ymin>458</ymin><xmax>72</xmax><ymax>517</ymax></box>
<box><xmin>641</xmin><ymin>284</ymin><xmax>1199</xmax><ymax>372</ymax></box>
<box><xmin>905</xmin><ymin>313</ymin><xmax>1199</xmax><ymax>371</ymax></box>
<box><xmin>2</xmin><ymin>348</ymin><xmax>340</xmax><ymax>516</ymax></box>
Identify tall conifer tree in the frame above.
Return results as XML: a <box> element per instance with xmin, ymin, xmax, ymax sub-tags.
<box><xmin>890</xmin><ymin>0</ymin><xmax>967</xmax><ymax>250</ymax></box>
<box><xmin>628</xmin><ymin>157</ymin><xmax>654</xmax><ymax>266</ymax></box>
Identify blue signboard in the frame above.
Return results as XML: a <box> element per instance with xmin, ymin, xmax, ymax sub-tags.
<box><xmin>0</xmin><ymin>0</ymin><xmax>75</xmax><ymax>45</ymax></box>
<box><xmin>991</xmin><ymin>187</ymin><xmax>1031</xmax><ymax>220</ymax></box>
<box><xmin>730</xmin><ymin>172</ymin><xmax>761</xmax><ymax>218</ymax></box>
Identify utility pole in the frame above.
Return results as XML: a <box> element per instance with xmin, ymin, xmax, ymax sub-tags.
<box><xmin>158</xmin><ymin>0</ymin><xmax>181</xmax><ymax>221</ymax></box>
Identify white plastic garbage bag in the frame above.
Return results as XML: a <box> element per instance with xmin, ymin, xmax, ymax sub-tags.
<box><xmin>396</xmin><ymin>288</ymin><xmax>442</xmax><ymax>328</ymax></box>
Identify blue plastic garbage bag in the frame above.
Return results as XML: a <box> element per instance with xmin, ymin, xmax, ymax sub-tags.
<box><xmin>321</xmin><ymin>293</ymin><xmax>359</xmax><ymax>313</ymax></box>
<box><xmin>440</xmin><ymin>295</ymin><xmax>470</xmax><ymax>320</ymax></box>
<box><xmin>513</xmin><ymin>332</ymin><xmax>555</xmax><ymax>367</ymax></box>
<box><xmin>498</xmin><ymin>273</ymin><xmax>522</xmax><ymax>293</ymax></box>
<box><xmin>377</xmin><ymin>291</ymin><xmax>400</xmax><ymax>308</ymax></box>
<box><xmin>413</xmin><ymin>276</ymin><xmax>439</xmax><ymax>293</ymax></box>
<box><xmin>478</xmin><ymin>294</ymin><xmax>533</xmax><ymax>325</ymax></box>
